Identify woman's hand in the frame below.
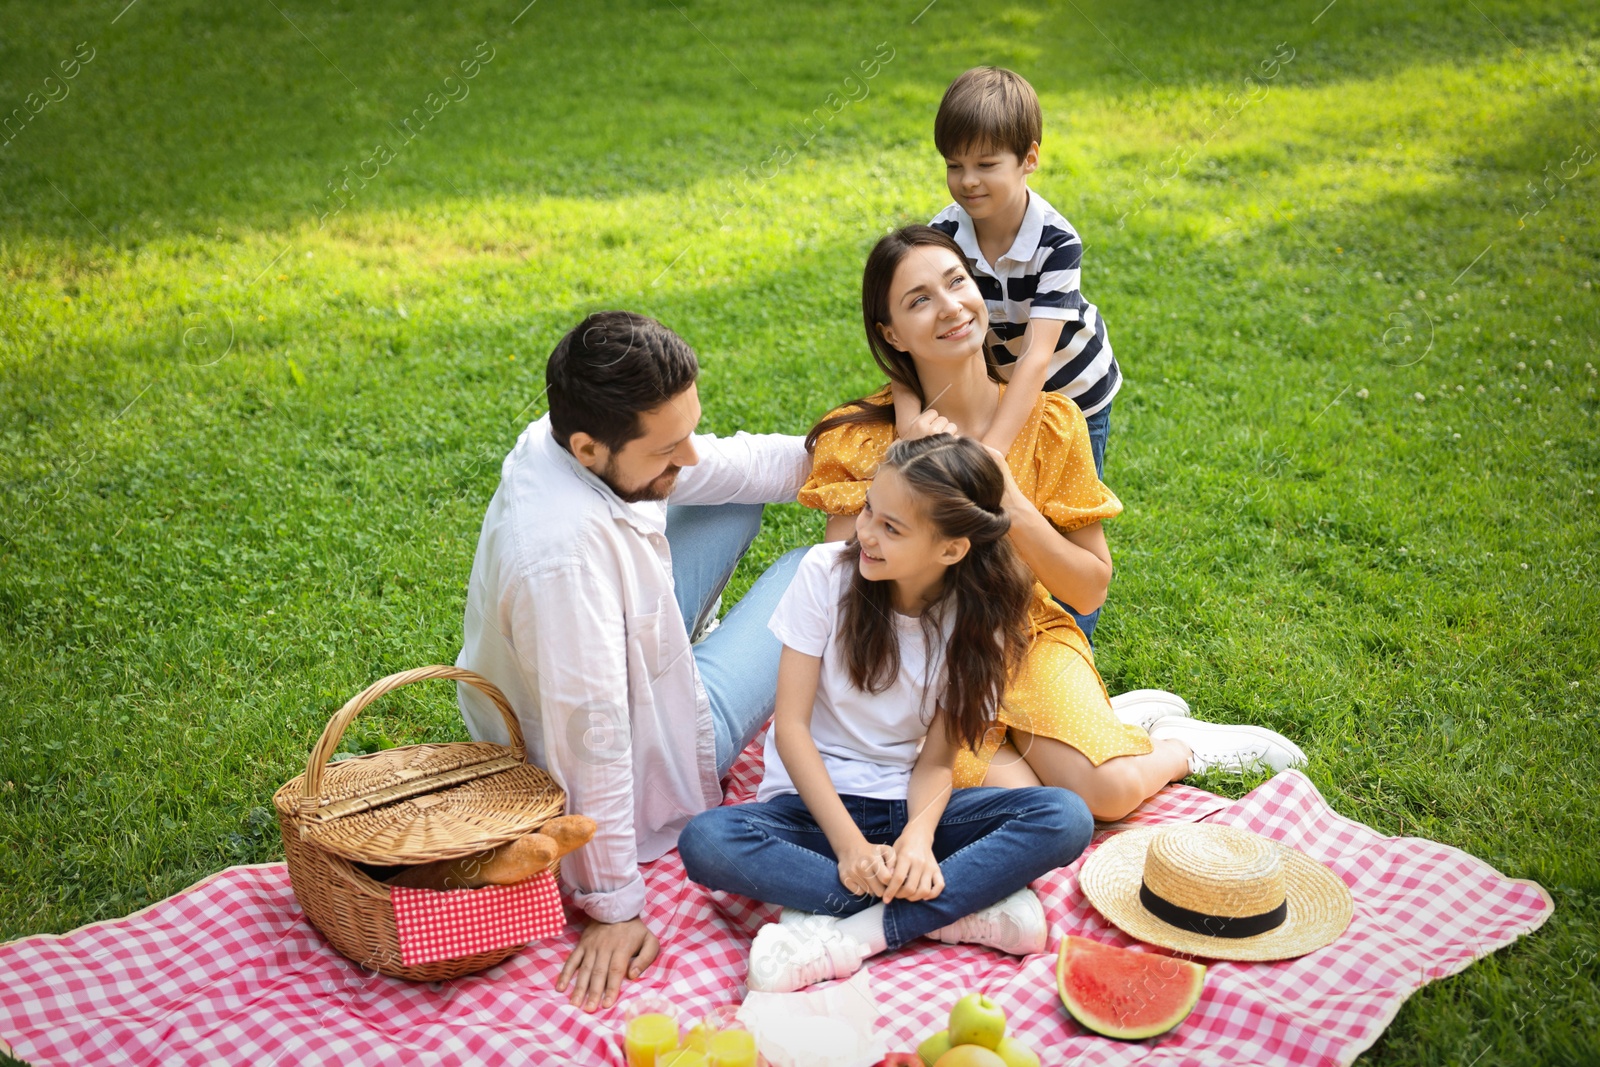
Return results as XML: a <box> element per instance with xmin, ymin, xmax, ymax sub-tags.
<box><xmin>882</xmin><ymin>832</ymin><xmax>944</xmax><ymax>902</ymax></box>
<box><xmin>979</xmin><ymin>442</ymin><xmax>1029</xmax><ymax>513</ymax></box>
<box><xmin>901</xmin><ymin>407</ymin><xmax>958</xmax><ymax>442</ymax></box>
<box><xmin>837</xmin><ymin>841</ymin><xmax>896</xmax><ymax>898</ymax></box>
<box><xmin>981</xmin><ymin>441</ymin><xmax>1114</xmax><ymax>612</ymax></box>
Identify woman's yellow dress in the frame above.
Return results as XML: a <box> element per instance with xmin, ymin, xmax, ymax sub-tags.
<box><xmin>800</xmin><ymin>385</ymin><xmax>1153</xmax><ymax>788</ymax></box>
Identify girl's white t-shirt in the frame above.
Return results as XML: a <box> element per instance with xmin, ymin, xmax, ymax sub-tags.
<box><xmin>757</xmin><ymin>541</ymin><xmax>950</xmax><ymax>802</ymax></box>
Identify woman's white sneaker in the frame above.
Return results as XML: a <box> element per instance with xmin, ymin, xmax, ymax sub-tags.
<box><xmin>1146</xmin><ymin>715</ymin><xmax>1307</xmax><ymax>775</ymax></box>
<box><xmin>1109</xmin><ymin>689</ymin><xmax>1192</xmax><ymax>731</ymax></box>
<box><xmin>924</xmin><ymin>887</ymin><xmax>1048</xmax><ymax>956</ymax></box>
<box><xmin>746</xmin><ymin>919</ymin><xmax>868</xmax><ymax>993</ymax></box>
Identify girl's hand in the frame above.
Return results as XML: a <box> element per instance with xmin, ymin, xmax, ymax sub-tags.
<box><xmin>901</xmin><ymin>407</ymin><xmax>958</xmax><ymax>442</ymax></box>
<box><xmin>837</xmin><ymin>842</ymin><xmax>896</xmax><ymax>898</ymax></box>
<box><xmin>882</xmin><ymin>835</ymin><xmax>944</xmax><ymax>902</ymax></box>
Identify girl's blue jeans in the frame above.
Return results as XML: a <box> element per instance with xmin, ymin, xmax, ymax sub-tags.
<box><xmin>678</xmin><ymin>786</ymin><xmax>1093</xmax><ymax>950</ymax></box>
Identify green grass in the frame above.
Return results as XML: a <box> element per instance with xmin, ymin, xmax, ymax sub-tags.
<box><xmin>2</xmin><ymin>0</ymin><xmax>1598</xmax><ymax>1061</ymax></box>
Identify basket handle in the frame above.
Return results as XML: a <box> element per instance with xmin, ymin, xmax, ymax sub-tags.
<box><xmin>299</xmin><ymin>665</ymin><xmax>526</xmax><ymax>812</ymax></box>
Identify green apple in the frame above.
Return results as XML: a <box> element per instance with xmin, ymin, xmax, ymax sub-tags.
<box><xmin>917</xmin><ymin>1028</ymin><xmax>952</xmax><ymax>1067</ymax></box>
<box><xmin>948</xmin><ymin>993</ymin><xmax>1006</xmax><ymax>1050</ymax></box>
<box><xmin>992</xmin><ymin>1036</ymin><xmax>1040</xmax><ymax>1067</ymax></box>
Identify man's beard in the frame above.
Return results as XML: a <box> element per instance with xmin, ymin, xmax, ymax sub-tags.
<box><xmin>596</xmin><ymin>457</ymin><xmax>681</xmax><ymax>503</ymax></box>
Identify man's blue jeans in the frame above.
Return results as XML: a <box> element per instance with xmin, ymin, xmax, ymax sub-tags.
<box><xmin>678</xmin><ymin>787</ymin><xmax>1093</xmax><ymax>949</ymax></box>
<box><xmin>1064</xmin><ymin>399</ymin><xmax>1111</xmax><ymax>643</ymax></box>
<box><xmin>664</xmin><ymin>502</ymin><xmax>806</xmax><ymax>778</ymax></box>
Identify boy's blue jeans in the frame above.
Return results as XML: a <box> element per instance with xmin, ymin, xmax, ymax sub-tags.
<box><xmin>678</xmin><ymin>787</ymin><xmax>1093</xmax><ymax>950</ymax></box>
<box><xmin>664</xmin><ymin>501</ymin><xmax>806</xmax><ymax>778</ymax></box>
<box><xmin>1064</xmin><ymin>399</ymin><xmax>1111</xmax><ymax>643</ymax></box>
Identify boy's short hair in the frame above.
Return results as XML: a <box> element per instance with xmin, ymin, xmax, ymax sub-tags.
<box><xmin>934</xmin><ymin>67</ymin><xmax>1042</xmax><ymax>161</ymax></box>
<box><xmin>545</xmin><ymin>310</ymin><xmax>699</xmax><ymax>452</ymax></box>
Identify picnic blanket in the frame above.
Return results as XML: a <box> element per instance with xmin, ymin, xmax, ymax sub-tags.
<box><xmin>0</xmin><ymin>733</ymin><xmax>1551</xmax><ymax>1066</ymax></box>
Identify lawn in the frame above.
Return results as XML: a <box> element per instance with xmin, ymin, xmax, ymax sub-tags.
<box><xmin>1</xmin><ymin>0</ymin><xmax>1597</xmax><ymax>1062</ymax></box>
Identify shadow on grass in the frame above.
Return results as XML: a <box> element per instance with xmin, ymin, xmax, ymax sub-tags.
<box><xmin>1</xmin><ymin>0</ymin><xmax>1589</xmax><ymax>241</ymax></box>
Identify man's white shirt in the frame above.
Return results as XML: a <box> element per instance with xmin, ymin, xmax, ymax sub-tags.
<box><xmin>456</xmin><ymin>415</ymin><xmax>809</xmax><ymax>924</ymax></box>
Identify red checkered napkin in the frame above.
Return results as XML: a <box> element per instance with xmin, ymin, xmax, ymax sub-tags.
<box><xmin>389</xmin><ymin>870</ymin><xmax>566</xmax><ymax>967</ymax></box>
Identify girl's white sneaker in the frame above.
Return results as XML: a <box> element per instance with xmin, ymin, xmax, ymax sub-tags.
<box><xmin>1146</xmin><ymin>715</ymin><xmax>1307</xmax><ymax>775</ymax></box>
<box><xmin>746</xmin><ymin>919</ymin><xmax>868</xmax><ymax>993</ymax></box>
<box><xmin>924</xmin><ymin>887</ymin><xmax>1048</xmax><ymax>955</ymax></box>
<box><xmin>1109</xmin><ymin>689</ymin><xmax>1191</xmax><ymax>731</ymax></box>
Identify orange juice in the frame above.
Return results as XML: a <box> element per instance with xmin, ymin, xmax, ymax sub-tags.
<box><xmin>707</xmin><ymin>1028</ymin><xmax>757</xmax><ymax>1067</ymax></box>
<box><xmin>682</xmin><ymin>1022</ymin><xmax>716</xmax><ymax>1053</ymax></box>
<box><xmin>624</xmin><ymin>1012</ymin><xmax>679</xmax><ymax>1067</ymax></box>
<box><xmin>657</xmin><ymin>1050</ymin><xmax>709</xmax><ymax>1067</ymax></box>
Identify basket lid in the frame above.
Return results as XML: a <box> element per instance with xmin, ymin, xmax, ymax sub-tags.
<box><xmin>274</xmin><ymin>741</ymin><xmax>564</xmax><ymax>865</ymax></box>
<box><xmin>272</xmin><ymin>667</ymin><xmax>566</xmax><ymax>866</ymax></box>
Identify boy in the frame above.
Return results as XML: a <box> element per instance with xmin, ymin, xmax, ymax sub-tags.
<box><xmin>894</xmin><ymin>65</ymin><xmax>1121</xmax><ymax>639</ymax></box>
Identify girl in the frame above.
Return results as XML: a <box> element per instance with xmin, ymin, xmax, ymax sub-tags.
<box><xmin>800</xmin><ymin>225</ymin><xmax>1306</xmax><ymax>820</ymax></box>
<box><xmin>678</xmin><ymin>435</ymin><xmax>1094</xmax><ymax>993</ymax></box>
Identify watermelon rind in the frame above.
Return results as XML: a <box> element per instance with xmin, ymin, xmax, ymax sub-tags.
<box><xmin>1055</xmin><ymin>935</ymin><xmax>1206</xmax><ymax>1041</ymax></box>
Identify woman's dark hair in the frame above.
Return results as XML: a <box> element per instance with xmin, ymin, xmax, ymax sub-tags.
<box><xmin>805</xmin><ymin>225</ymin><xmax>1005</xmax><ymax>452</ymax></box>
<box><xmin>546</xmin><ymin>310</ymin><xmax>699</xmax><ymax>451</ymax></box>
<box><xmin>837</xmin><ymin>434</ymin><xmax>1033</xmax><ymax>752</ymax></box>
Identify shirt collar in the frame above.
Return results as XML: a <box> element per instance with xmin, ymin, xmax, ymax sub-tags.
<box><xmin>949</xmin><ymin>189</ymin><xmax>1044</xmax><ymax>270</ymax></box>
<box><xmin>946</xmin><ymin>206</ymin><xmax>983</xmax><ymax>261</ymax></box>
<box><xmin>999</xmin><ymin>190</ymin><xmax>1045</xmax><ymax>265</ymax></box>
<box><xmin>538</xmin><ymin>421</ymin><xmax>668</xmax><ymax>535</ymax></box>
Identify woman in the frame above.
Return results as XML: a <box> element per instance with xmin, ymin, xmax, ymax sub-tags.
<box><xmin>800</xmin><ymin>225</ymin><xmax>1305</xmax><ymax>820</ymax></box>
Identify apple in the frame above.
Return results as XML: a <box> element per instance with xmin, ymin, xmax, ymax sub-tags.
<box><xmin>948</xmin><ymin>993</ymin><xmax>1006</xmax><ymax>1050</ymax></box>
<box><xmin>933</xmin><ymin>1047</ymin><xmax>1007</xmax><ymax>1067</ymax></box>
<box><xmin>917</xmin><ymin>1029</ymin><xmax>952</xmax><ymax>1067</ymax></box>
<box><xmin>993</xmin><ymin>1036</ymin><xmax>1040</xmax><ymax>1067</ymax></box>
<box><xmin>874</xmin><ymin>1056</ymin><xmax>922</xmax><ymax>1067</ymax></box>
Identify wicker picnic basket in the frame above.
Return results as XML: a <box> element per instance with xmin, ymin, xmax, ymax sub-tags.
<box><xmin>273</xmin><ymin>665</ymin><xmax>566</xmax><ymax>981</ymax></box>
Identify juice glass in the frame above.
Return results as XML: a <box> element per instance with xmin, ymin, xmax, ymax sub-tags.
<box><xmin>621</xmin><ymin>995</ymin><xmax>680</xmax><ymax>1067</ymax></box>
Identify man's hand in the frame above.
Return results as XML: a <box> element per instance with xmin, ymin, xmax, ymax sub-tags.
<box><xmin>555</xmin><ymin>917</ymin><xmax>660</xmax><ymax>1012</ymax></box>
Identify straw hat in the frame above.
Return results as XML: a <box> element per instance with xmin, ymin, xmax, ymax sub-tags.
<box><xmin>1079</xmin><ymin>824</ymin><xmax>1353</xmax><ymax>961</ymax></box>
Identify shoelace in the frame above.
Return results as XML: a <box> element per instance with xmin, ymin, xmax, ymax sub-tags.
<box><xmin>799</xmin><ymin>930</ymin><xmax>866</xmax><ymax>986</ymax></box>
<box><xmin>956</xmin><ymin>907</ymin><xmax>1013</xmax><ymax>951</ymax></box>
<box><xmin>753</xmin><ymin>927</ymin><xmax>861</xmax><ymax>991</ymax></box>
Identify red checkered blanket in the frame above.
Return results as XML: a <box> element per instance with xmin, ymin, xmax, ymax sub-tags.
<box><xmin>0</xmin><ymin>734</ymin><xmax>1551</xmax><ymax>1066</ymax></box>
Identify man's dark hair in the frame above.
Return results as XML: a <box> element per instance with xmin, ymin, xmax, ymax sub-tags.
<box><xmin>545</xmin><ymin>311</ymin><xmax>699</xmax><ymax>452</ymax></box>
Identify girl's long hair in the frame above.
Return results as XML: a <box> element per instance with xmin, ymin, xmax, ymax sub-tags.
<box><xmin>837</xmin><ymin>434</ymin><xmax>1034</xmax><ymax>752</ymax></box>
<box><xmin>805</xmin><ymin>224</ymin><xmax>1007</xmax><ymax>453</ymax></box>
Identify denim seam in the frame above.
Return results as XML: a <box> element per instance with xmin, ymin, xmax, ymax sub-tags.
<box><xmin>933</xmin><ymin>805</ymin><xmax>1038</xmax><ymax>827</ymax></box>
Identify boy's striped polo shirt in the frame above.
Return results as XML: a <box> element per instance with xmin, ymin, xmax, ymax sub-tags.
<box><xmin>931</xmin><ymin>191</ymin><xmax>1121</xmax><ymax>416</ymax></box>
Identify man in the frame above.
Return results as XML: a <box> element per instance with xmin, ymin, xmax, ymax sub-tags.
<box><xmin>456</xmin><ymin>311</ymin><xmax>809</xmax><ymax>1011</ymax></box>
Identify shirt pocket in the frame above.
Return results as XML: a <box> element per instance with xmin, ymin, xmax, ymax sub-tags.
<box><xmin>623</xmin><ymin>593</ymin><xmax>675</xmax><ymax>694</ymax></box>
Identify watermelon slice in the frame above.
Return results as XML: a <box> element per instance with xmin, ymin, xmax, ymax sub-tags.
<box><xmin>1055</xmin><ymin>936</ymin><xmax>1206</xmax><ymax>1040</ymax></box>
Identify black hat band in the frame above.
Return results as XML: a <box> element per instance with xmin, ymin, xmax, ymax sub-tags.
<box><xmin>1139</xmin><ymin>879</ymin><xmax>1289</xmax><ymax>939</ymax></box>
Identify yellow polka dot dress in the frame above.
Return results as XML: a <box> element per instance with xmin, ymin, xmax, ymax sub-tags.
<box><xmin>800</xmin><ymin>385</ymin><xmax>1152</xmax><ymax>788</ymax></box>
